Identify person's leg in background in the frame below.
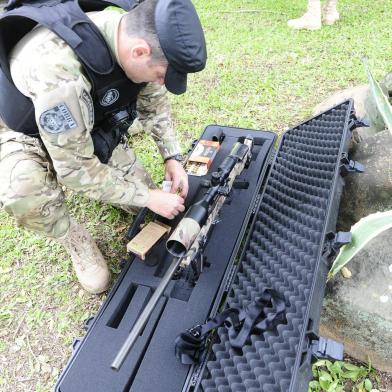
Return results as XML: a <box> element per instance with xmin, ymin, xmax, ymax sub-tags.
<box><xmin>288</xmin><ymin>0</ymin><xmax>322</xmax><ymax>30</ymax></box>
<box><xmin>288</xmin><ymin>0</ymin><xmax>340</xmax><ymax>30</ymax></box>
<box><xmin>323</xmin><ymin>0</ymin><xmax>340</xmax><ymax>25</ymax></box>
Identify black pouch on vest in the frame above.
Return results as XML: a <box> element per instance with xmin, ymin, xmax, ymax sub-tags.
<box><xmin>91</xmin><ymin>108</ymin><xmax>134</xmax><ymax>163</ymax></box>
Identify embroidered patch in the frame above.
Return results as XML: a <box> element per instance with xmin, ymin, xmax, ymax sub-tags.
<box><xmin>80</xmin><ymin>89</ymin><xmax>94</xmax><ymax>126</ymax></box>
<box><xmin>39</xmin><ymin>103</ymin><xmax>77</xmax><ymax>134</ymax></box>
<box><xmin>100</xmin><ymin>88</ymin><xmax>119</xmax><ymax>107</ymax></box>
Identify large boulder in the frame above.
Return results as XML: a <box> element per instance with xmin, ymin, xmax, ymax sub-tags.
<box><xmin>313</xmin><ymin>85</ymin><xmax>386</xmax><ymax>141</ymax></box>
<box><xmin>316</xmin><ymin>90</ymin><xmax>392</xmax><ymax>371</ymax></box>
<box><xmin>320</xmin><ymin>229</ymin><xmax>392</xmax><ymax>372</ymax></box>
<box><xmin>338</xmin><ymin>129</ymin><xmax>392</xmax><ymax>230</ymax></box>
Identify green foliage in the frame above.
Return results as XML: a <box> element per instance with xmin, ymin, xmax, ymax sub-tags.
<box><xmin>329</xmin><ymin>211</ymin><xmax>392</xmax><ymax>278</ymax></box>
<box><xmin>363</xmin><ymin>56</ymin><xmax>392</xmax><ymax>134</ymax></box>
<box><xmin>309</xmin><ymin>360</ymin><xmax>378</xmax><ymax>392</ymax></box>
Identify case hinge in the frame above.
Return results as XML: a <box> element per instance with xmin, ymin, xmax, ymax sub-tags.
<box><xmin>340</xmin><ymin>153</ymin><xmax>365</xmax><ymax>176</ymax></box>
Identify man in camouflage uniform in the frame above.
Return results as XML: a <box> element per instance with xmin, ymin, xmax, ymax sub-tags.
<box><xmin>0</xmin><ymin>0</ymin><xmax>206</xmax><ymax>294</ymax></box>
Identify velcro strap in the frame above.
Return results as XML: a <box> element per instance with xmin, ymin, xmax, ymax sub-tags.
<box><xmin>53</xmin><ymin>23</ymin><xmax>83</xmax><ymax>49</ymax></box>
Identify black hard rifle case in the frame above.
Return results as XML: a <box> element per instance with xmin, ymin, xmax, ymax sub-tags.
<box><xmin>56</xmin><ymin>100</ymin><xmax>361</xmax><ymax>392</ymax></box>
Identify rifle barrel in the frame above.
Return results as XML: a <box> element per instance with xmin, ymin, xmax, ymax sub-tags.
<box><xmin>111</xmin><ymin>256</ymin><xmax>183</xmax><ymax>371</ymax></box>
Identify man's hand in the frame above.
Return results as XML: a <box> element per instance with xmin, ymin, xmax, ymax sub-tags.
<box><xmin>146</xmin><ymin>189</ymin><xmax>185</xmax><ymax>219</ymax></box>
<box><xmin>164</xmin><ymin>159</ymin><xmax>189</xmax><ymax>198</ymax></box>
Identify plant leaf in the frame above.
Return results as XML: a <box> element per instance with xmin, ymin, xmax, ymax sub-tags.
<box><xmin>327</xmin><ymin>380</ymin><xmax>340</xmax><ymax>392</ymax></box>
<box><xmin>308</xmin><ymin>380</ymin><xmax>321</xmax><ymax>391</ymax></box>
<box><xmin>319</xmin><ymin>378</ymin><xmax>331</xmax><ymax>390</ymax></box>
<box><xmin>364</xmin><ymin>379</ymin><xmax>373</xmax><ymax>391</ymax></box>
<box><xmin>341</xmin><ymin>370</ymin><xmax>361</xmax><ymax>381</ymax></box>
<box><xmin>319</xmin><ymin>370</ymin><xmax>333</xmax><ymax>389</ymax></box>
<box><xmin>330</xmin><ymin>361</ymin><xmax>343</xmax><ymax>378</ymax></box>
<box><xmin>319</xmin><ymin>370</ymin><xmax>333</xmax><ymax>381</ymax></box>
<box><xmin>314</xmin><ymin>359</ymin><xmax>329</xmax><ymax>367</ymax></box>
<box><xmin>329</xmin><ymin>210</ymin><xmax>392</xmax><ymax>278</ymax></box>
<box><xmin>362</xmin><ymin>56</ymin><xmax>392</xmax><ymax>135</ymax></box>
<box><xmin>343</xmin><ymin>363</ymin><xmax>361</xmax><ymax>371</ymax></box>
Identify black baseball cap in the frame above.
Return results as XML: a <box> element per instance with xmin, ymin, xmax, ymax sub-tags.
<box><xmin>155</xmin><ymin>0</ymin><xmax>207</xmax><ymax>95</ymax></box>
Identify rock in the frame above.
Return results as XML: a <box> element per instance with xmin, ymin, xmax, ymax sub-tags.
<box><xmin>338</xmin><ymin>129</ymin><xmax>392</xmax><ymax>230</ymax></box>
<box><xmin>320</xmin><ymin>228</ymin><xmax>392</xmax><ymax>372</ymax></box>
<box><xmin>313</xmin><ymin>85</ymin><xmax>386</xmax><ymax>141</ymax></box>
<box><xmin>340</xmin><ymin>266</ymin><xmax>352</xmax><ymax>279</ymax></box>
<box><xmin>41</xmin><ymin>363</ymin><xmax>52</xmax><ymax>374</ymax></box>
<box><xmin>51</xmin><ymin>367</ymin><xmax>60</xmax><ymax>378</ymax></box>
<box><xmin>380</xmin><ymin>72</ymin><xmax>392</xmax><ymax>96</ymax></box>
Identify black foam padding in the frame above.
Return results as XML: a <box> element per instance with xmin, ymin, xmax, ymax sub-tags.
<box><xmin>199</xmin><ymin>101</ymin><xmax>354</xmax><ymax>392</ymax></box>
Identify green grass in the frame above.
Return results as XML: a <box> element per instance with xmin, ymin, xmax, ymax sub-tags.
<box><xmin>310</xmin><ymin>359</ymin><xmax>378</xmax><ymax>392</ymax></box>
<box><xmin>1</xmin><ymin>1</ymin><xmax>392</xmax><ymax>391</ymax></box>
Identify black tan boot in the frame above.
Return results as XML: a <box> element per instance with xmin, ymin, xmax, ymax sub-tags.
<box><xmin>58</xmin><ymin>219</ymin><xmax>111</xmax><ymax>294</ymax></box>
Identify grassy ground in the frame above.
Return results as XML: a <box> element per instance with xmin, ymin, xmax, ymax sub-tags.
<box><xmin>1</xmin><ymin>1</ymin><xmax>392</xmax><ymax>391</ymax></box>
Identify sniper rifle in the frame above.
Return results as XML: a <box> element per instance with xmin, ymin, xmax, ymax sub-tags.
<box><xmin>111</xmin><ymin>136</ymin><xmax>254</xmax><ymax>371</ymax></box>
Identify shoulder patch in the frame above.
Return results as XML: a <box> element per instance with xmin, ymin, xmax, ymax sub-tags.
<box><xmin>80</xmin><ymin>89</ymin><xmax>94</xmax><ymax>127</ymax></box>
<box><xmin>100</xmin><ymin>89</ymin><xmax>119</xmax><ymax>107</ymax></box>
<box><xmin>39</xmin><ymin>103</ymin><xmax>77</xmax><ymax>134</ymax></box>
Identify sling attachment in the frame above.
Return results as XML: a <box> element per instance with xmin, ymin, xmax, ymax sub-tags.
<box><xmin>175</xmin><ymin>288</ymin><xmax>286</xmax><ymax>365</ymax></box>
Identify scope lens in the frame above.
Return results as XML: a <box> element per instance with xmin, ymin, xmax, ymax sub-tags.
<box><xmin>167</xmin><ymin>240</ymin><xmax>187</xmax><ymax>257</ymax></box>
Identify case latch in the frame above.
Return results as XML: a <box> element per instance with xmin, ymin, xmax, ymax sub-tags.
<box><xmin>324</xmin><ymin>231</ymin><xmax>352</xmax><ymax>258</ymax></box>
<box><xmin>348</xmin><ymin>116</ymin><xmax>369</xmax><ymax>131</ymax></box>
<box><xmin>311</xmin><ymin>336</ymin><xmax>344</xmax><ymax>361</ymax></box>
<box><xmin>340</xmin><ymin>153</ymin><xmax>365</xmax><ymax>176</ymax></box>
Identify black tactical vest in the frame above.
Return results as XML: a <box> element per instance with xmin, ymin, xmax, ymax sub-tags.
<box><xmin>0</xmin><ymin>0</ymin><xmax>145</xmax><ymax>162</ymax></box>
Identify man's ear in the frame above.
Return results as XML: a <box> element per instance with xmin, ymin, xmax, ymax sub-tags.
<box><xmin>130</xmin><ymin>41</ymin><xmax>151</xmax><ymax>58</ymax></box>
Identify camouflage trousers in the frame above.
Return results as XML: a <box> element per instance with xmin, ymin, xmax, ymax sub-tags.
<box><xmin>0</xmin><ymin>129</ymin><xmax>155</xmax><ymax>239</ymax></box>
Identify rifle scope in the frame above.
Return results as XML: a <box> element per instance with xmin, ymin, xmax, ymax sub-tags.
<box><xmin>166</xmin><ymin>142</ymin><xmax>249</xmax><ymax>257</ymax></box>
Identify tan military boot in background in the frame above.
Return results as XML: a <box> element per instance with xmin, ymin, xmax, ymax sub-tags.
<box><xmin>323</xmin><ymin>0</ymin><xmax>340</xmax><ymax>25</ymax></box>
<box><xmin>287</xmin><ymin>0</ymin><xmax>322</xmax><ymax>30</ymax></box>
<box><xmin>58</xmin><ymin>219</ymin><xmax>111</xmax><ymax>294</ymax></box>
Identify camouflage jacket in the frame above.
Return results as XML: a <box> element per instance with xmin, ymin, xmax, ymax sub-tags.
<box><xmin>8</xmin><ymin>9</ymin><xmax>181</xmax><ymax>207</ymax></box>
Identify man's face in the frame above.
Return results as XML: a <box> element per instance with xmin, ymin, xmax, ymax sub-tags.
<box><xmin>123</xmin><ymin>55</ymin><xmax>167</xmax><ymax>86</ymax></box>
